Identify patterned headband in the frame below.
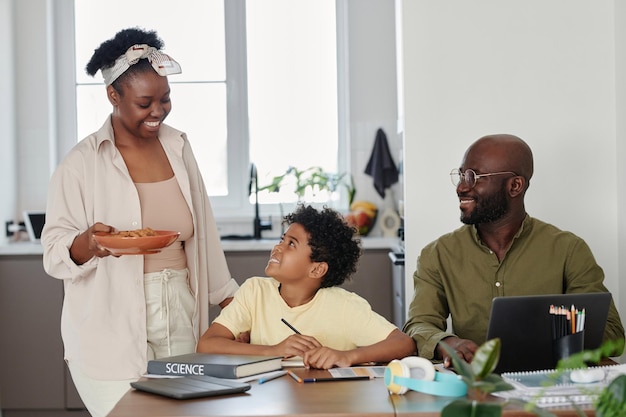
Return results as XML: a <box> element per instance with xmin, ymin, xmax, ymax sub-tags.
<box><xmin>101</xmin><ymin>44</ymin><xmax>182</xmax><ymax>86</ymax></box>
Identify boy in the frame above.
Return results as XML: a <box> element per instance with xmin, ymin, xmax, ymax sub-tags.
<box><xmin>197</xmin><ymin>205</ymin><xmax>416</xmax><ymax>369</ymax></box>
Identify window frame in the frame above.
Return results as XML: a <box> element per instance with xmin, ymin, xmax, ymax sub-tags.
<box><xmin>53</xmin><ymin>0</ymin><xmax>350</xmax><ymax>220</ymax></box>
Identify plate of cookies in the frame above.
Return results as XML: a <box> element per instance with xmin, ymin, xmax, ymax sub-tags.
<box><xmin>94</xmin><ymin>228</ymin><xmax>180</xmax><ymax>255</ymax></box>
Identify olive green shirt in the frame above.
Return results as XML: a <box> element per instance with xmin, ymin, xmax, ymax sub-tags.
<box><xmin>403</xmin><ymin>215</ymin><xmax>624</xmax><ymax>360</ymax></box>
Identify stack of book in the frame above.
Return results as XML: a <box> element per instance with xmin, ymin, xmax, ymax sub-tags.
<box><xmin>147</xmin><ymin>353</ymin><xmax>283</xmax><ymax>379</ymax></box>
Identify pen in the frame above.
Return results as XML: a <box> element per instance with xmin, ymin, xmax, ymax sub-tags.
<box><xmin>287</xmin><ymin>370</ymin><xmax>303</xmax><ymax>383</ymax></box>
<box><xmin>258</xmin><ymin>370</ymin><xmax>288</xmax><ymax>384</ymax></box>
<box><xmin>281</xmin><ymin>318</ymin><xmax>302</xmax><ymax>335</ymax></box>
<box><xmin>303</xmin><ymin>376</ymin><xmax>372</xmax><ymax>383</ymax></box>
<box><xmin>580</xmin><ymin>308</ymin><xmax>586</xmax><ymax>332</ymax></box>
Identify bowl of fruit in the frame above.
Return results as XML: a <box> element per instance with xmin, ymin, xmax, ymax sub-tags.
<box><xmin>344</xmin><ymin>200</ymin><xmax>378</xmax><ymax>236</ymax></box>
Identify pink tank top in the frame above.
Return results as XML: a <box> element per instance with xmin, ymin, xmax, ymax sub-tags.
<box><xmin>135</xmin><ymin>176</ymin><xmax>193</xmax><ymax>273</ymax></box>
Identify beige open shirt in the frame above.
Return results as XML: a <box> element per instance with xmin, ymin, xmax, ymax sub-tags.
<box><xmin>42</xmin><ymin>117</ymin><xmax>238</xmax><ymax>380</ymax></box>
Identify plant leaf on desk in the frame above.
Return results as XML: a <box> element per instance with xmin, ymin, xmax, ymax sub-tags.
<box><xmin>597</xmin><ymin>374</ymin><xmax>626</xmax><ymax>417</ymax></box>
<box><xmin>471</xmin><ymin>374</ymin><xmax>514</xmax><ymax>395</ymax></box>
<box><xmin>471</xmin><ymin>338</ymin><xmax>501</xmax><ymax>379</ymax></box>
<box><xmin>441</xmin><ymin>400</ymin><xmax>502</xmax><ymax>417</ymax></box>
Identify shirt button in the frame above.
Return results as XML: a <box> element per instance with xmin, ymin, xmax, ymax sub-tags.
<box><xmin>495</xmin><ymin>282</ymin><xmax>501</xmax><ymax>287</ymax></box>
<box><xmin>132</xmin><ymin>221</ymin><xmax>138</xmax><ymax>227</ymax></box>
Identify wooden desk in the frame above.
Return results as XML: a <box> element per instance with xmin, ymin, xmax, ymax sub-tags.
<box><xmin>108</xmin><ymin>370</ymin><xmax>395</xmax><ymax>417</ymax></box>
<box><xmin>108</xmin><ymin>369</ymin><xmax>596</xmax><ymax>417</ymax></box>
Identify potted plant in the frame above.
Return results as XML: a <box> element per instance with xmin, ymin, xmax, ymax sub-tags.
<box><xmin>442</xmin><ymin>337</ymin><xmax>626</xmax><ymax>417</ymax></box>
<box><xmin>439</xmin><ymin>338</ymin><xmax>557</xmax><ymax>417</ymax></box>
<box><xmin>258</xmin><ymin>166</ymin><xmax>356</xmax><ymax>206</ymax></box>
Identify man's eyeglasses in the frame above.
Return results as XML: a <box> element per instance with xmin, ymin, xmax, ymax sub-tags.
<box><xmin>450</xmin><ymin>168</ymin><xmax>517</xmax><ymax>189</ymax></box>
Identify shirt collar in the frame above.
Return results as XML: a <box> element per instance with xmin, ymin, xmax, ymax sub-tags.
<box><xmin>470</xmin><ymin>213</ymin><xmax>532</xmax><ymax>247</ymax></box>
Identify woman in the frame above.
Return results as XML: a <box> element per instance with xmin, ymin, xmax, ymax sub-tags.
<box><xmin>41</xmin><ymin>27</ymin><xmax>238</xmax><ymax>417</ymax></box>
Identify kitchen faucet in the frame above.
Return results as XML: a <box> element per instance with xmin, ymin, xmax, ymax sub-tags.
<box><xmin>249</xmin><ymin>163</ymin><xmax>272</xmax><ymax>239</ymax></box>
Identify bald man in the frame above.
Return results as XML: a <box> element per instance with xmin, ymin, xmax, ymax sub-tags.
<box><xmin>403</xmin><ymin>134</ymin><xmax>624</xmax><ymax>367</ymax></box>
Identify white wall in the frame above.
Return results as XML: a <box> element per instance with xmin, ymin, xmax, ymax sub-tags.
<box><xmin>400</xmin><ymin>0</ymin><xmax>624</xmax><ymax>357</ymax></box>
<box><xmin>615</xmin><ymin>0</ymin><xmax>626</xmax><ymax>342</ymax></box>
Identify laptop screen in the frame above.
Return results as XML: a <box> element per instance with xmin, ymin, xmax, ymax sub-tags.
<box><xmin>23</xmin><ymin>211</ymin><xmax>46</xmax><ymax>242</ymax></box>
<box><xmin>486</xmin><ymin>292</ymin><xmax>611</xmax><ymax>374</ymax></box>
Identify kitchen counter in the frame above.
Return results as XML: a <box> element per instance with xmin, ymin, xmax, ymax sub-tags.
<box><xmin>0</xmin><ymin>236</ymin><xmax>399</xmax><ymax>256</ymax></box>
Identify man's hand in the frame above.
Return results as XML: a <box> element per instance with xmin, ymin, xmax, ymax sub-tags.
<box><xmin>437</xmin><ymin>336</ymin><xmax>479</xmax><ymax>368</ymax></box>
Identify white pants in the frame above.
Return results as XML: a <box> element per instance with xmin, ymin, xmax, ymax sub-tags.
<box><xmin>68</xmin><ymin>268</ymin><xmax>196</xmax><ymax>417</ymax></box>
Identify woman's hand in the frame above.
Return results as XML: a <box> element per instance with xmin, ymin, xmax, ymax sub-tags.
<box><xmin>70</xmin><ymin>222</ymin><xmax>116</xmax><ymax>265</ymax></box>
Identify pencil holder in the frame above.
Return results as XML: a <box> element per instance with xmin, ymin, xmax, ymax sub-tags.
<box><xmin>552</xmin><ymin>331</ymin><xmax>584</xmax><ymax>366</ymax></box>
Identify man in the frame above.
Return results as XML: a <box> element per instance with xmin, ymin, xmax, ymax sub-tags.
<box><xmin>403</xmin><ymin>134</ymin><xmax>624</xmax><ymax>367</ymax></box>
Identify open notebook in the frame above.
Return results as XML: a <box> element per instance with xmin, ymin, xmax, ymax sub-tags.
<box><xmin>486</xmin><ymin>292</ymin><xmax>611</xmax><ymax>374</ymax></box>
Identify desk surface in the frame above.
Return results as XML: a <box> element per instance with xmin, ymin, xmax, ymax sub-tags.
<box><xmin>107</xmin><ymin>369</ymin><xmax>595</xmax><ymax>417</ymax></box>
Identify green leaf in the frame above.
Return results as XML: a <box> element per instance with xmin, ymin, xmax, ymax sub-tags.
<box><xmin>597</xmin><ymin>374</ymin><xmax>626</xmax><ymax>417</ymax></box>
<box><xmin>471</xmin><ymin>338</ymin><xmax>501</xmax><ymax>379</ymax></box>
<box><xmin>471</xmin><ymin>374</ymin><xmax>514</xmax><ymax>394</ymax></box>
<box><xmin>442</xmin><ymin>399</ymin><xmax>503</xmax><ymax>417</ymax></box>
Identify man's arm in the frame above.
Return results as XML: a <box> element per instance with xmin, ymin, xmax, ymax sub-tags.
<box><xmin>565</xmin><ymin>239</ymin><xmax>625</xmax><ymax>352</ymax></box>
<box><xmin>403</xmin><ymin>251</ymin><xmax>455</xmax><ymax>360</ymax></box>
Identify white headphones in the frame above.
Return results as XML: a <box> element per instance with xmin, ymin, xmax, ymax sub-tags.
<box><xmin>384</xmin><ymin>356</ymin><xmax>467</xmax><ymax>397</ymax></box>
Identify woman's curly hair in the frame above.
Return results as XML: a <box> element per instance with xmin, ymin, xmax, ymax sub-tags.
<box><xmin>284</xmin><ymin>204</ymin><xmax>361</xmax><ymax>288</ymax></box>
<box><xmin>85</xmin><ymin>27</ymin><xmax>164</xmax><ymax>91</ymax></box>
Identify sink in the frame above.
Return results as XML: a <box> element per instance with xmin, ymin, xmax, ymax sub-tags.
<box><xmin>220</xmin><ymin>234</ymin><xmax>256</xmax><ymax>240</ymax></box>
<box><xmin>220</xmin><ymin>235</ymin><xmax>278</xmax><ymax>242</ymax></box>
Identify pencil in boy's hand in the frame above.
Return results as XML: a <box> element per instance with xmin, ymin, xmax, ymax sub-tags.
<box><xmin>281</xmin><ymin>318</ymin><xmax>301</xmax><ymax>334</ymax></box>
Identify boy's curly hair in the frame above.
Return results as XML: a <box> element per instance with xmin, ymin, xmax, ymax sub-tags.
<box><xmin>284</xmin><ymin>204</ymin><xmax>361</xmax><ymax>288</ymax></box>
<box><xmin>85</xmin><ymin>27</ymin><xmax>164</xmax><ymax>92</ymax></box>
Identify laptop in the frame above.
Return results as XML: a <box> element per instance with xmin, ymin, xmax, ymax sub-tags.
<box><xmin>486</xmin><ymin>292</ymin><xmax>611</xmax><ymax>374</ymax></box>
<box><xmin>23</xmin><ymin>210</ymin><xmax>45</xmax><ymax>242</ymax></box>
<box><xmin>130</xmin><ymin>375</ymin><xmax>251</xmax><ymax>400</ymax></box>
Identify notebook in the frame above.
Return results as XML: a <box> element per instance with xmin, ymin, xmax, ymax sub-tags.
<box><xmin>130</xmin><ymin>375</ymin><xmax>251</xmax><ymax>399</ymax></box>
<box><xmin>494</xmin><ymin>364</ymin><xmax>626</xmax><ymax>407</ymax></box>
<box><xmin>486</xmin><ymin>292</ymin><xmax>612</xmax><ymax>374</ymax></box>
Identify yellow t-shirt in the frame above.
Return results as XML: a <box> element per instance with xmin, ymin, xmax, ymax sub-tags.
<box><xmin>214</xmin><ymin>277</ymin><xmax>397</xmax><ymax>350</ymax></box>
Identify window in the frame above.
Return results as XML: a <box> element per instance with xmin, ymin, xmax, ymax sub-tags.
<box><xmin>247</xmin><ymin>0</ymin><xmax>340</xmax><ymax>205</ymax></box>
<box><xmin>67</xmin><ymin>0</ymin><xmax>346</xmax><ymax>218</ymax></box>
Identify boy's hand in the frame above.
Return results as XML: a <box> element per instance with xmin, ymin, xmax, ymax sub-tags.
<box><xmin>302</xmin><ymin>347</ymin><xmax>351</xmax><ymax>369</ymax></box>
<box><xmin>276</xmin><ymin>334</ymin><xmax>321</xmax><ymax>358</ymax></box>
<box><xmin>235</xmin><ymin>331</ymin><xmax>250</xmax><ymax>343</ymax></box>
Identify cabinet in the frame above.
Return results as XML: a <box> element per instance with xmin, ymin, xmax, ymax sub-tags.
<box><xmin>210</xmin><ymin>249</ymin><xmax>393</xmax><ymax>322</ymax></box>
<box><xmin>0</xmin><ymin>255</ymin><xmax>88</xmax><ymax>417</ymax></box>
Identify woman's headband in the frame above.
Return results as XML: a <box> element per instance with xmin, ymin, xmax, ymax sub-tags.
<box><xmin>101</xmin><ymin>44</ymin><xmax>182</xmax><ymax>86</ymax></box>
